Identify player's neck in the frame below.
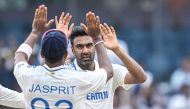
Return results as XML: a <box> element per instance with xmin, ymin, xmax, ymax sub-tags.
<box><xmin>45</xmin><ymin>60</ymin><xmax>64</xmax><ymax>68</ymax></box>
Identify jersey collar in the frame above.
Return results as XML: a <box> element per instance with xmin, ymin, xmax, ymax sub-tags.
<box><xmin>42</xmin><ymin>64</ymin><xmax>66</xmax><ymax>72</ymax></box>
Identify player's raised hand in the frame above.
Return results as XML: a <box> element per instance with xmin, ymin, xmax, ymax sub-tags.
<box><xmin>32</xmin><ymin>5</ymin><xmax>54</xmax><ymax>36</ymax></box>
<box><xmin>86</xmin><ymin>11</ymin><xmax>101</xmax><ymax>40</ymax></box>
<box><xmin>100</xmin><ymin>23</ymin><xmax>119</xmax><ymax>51</ymax></box>
<box><xmin>80</xmin><ymin>15</ymin><xmax>100</xmax><ymax>34</ymax></box>
<box><xmin>55</xmin><ymin>12</ymin><xmax>74</xmax><ymax>38</ymax></box>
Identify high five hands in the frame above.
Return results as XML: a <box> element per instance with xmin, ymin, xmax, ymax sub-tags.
<box><xmin>80</xmin><ymin>12</ymin><xmax>119</xmax><ymax>50</ymax></box>
<box><xmin>85</xmin><ymin>11</ymin><xmax>101</xmax><ymax>41</ymax></box>
<box><xmin>32</xmin><ymin>5</ymin><xmax>54</xmax><ymax>36</ymax></box>
<box><xmin>55</xmin><ymin>12</ymin><xmax>74</xmax><ymax>38</ymax></box>
<box><xmin>100</xmin><ymin>23</ymin><xmax>119</xmax><ymax>51</ymax></box>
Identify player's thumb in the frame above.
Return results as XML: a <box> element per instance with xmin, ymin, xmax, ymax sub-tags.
<box><xmin>46</xmin><ymin>19</ymin><xmax>54</xmax><ymax>29</ymax></box>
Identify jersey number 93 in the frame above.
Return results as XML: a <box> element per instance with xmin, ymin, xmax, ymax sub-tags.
<box><xmin>31</xmin><ymin>97</ymin><xmax>73</xmax><ymax>109</ymax></box>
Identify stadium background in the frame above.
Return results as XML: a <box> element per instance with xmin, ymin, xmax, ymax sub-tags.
<box><xmin>0</xmin><ymin>0</ymin><xmax>190</xmax><ymax>108</ymax></box>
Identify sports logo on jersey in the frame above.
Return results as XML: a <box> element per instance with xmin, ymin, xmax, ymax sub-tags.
<box><xmin>86</xmin><ymin>91</ymin><xmax>109</xmax><ymax>100</ymax></box>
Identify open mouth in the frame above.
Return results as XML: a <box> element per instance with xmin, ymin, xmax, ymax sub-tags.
<box><xmin>82</xmin><ymin>57</ymin><xmax>91</xmax><ymax>61</ymax></box>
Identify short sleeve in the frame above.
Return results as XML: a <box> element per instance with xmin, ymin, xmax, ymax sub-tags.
<box><xmin>0</xmin><ymin>84</ymin><xmax>25</xmax><ymax>108</ymax></box>
<box><xmin>82</xmin><ymin>68</ymin><xmax>107</xmax><ymax>93</ymax></box>
<box><xmin>13</xmin><ymin>61</ymin><xmax>35</xmax><ymax>89</ymax></box>
<box><xmin>113</xmin><ymin>64</ymin><xmax>133</xmax><ymax>90</ymax></box>
<box><xmin>14</xmin><ymin>62</ymin><xmax>30</xmax><ymax>77</ymax></box>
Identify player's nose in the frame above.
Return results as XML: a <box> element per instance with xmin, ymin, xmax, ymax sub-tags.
<box><xmin>82</xmin><ymin>46</ymin><xmax>89</xmax><ymax>54</ymax></box>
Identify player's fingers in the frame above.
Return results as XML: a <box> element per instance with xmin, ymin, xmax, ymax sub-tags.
<box><xmin>35</xmin><ymin>7</ymin><xmax>40</xmax><ymax>21</ymax></box>
<box><xmin>59</xmin><ymin>12</ymin><xmax>65</xmax><ymax>24</ymax></box>
<box><xmin>65</xmin><ymin>15</ymin><xmax>72</xmax><ymax>26</ymax></box>
<box><xmin>68</xmin><ymin>23</ymin><xmax>75</xmax><ymax>38</ymax></box>
<box><xmin>100</xmin><ymin>24</ymin><xmax>107</xmax><ymax>32</ymax></box>
<box><xmin>34</xmin><ymin>8</ymin><xmax>38</xmax><ymax>19</ymax></box>
<box><xmin>33</xmin><ymin>8</ymin><xmax>39</xmax><ymax>21</ymax></box>
<box><xmin>46</xmin><ymin>19</ymin><xmax>54</xmax><ymax>28</ymax></box>
<box><xmin>40</xmin><ymin>5</ymin><xmax>46</xmax><ymax>25</ymax></box>
<box><xmin>110</xmin><ymin>26</ymin><xmax>116</xmax><ymax>35</ymax></box>
<box><xmin>63</xmin><ymin>13</ymin><xmax>69</xmax><ymax>25</ymax></box>
<box><xmin>37</xmin><ymin>5</ymin><xmax>44</xmax><ymax>26</ymax></box>
<box><xmin>96</xmin><ymin>16</ymin><xmax>100</xmax><ymax>26</ymax></box>
<box><xmin>91</xmin><ymin>12</ymin><xmax>96</xmax><ymax>26</ymax></box>
<box><xmin>37</xmin><ymin>5</ymin><xmax>42</xmax><ymax>19</ymax></box>
<box><xmin>80</xmin><ymin>23</ymin><xmax>88</xmax><ymax>33</ymax></box>
<box><xmin>32</xmin><ymin>8</ymin><xmax>39</xmax><ymax>28</ymax></box>
<box><xmin>42</xmin><ymin>5</ymin><xmax>48</xmax><ymax>27</ymax></box>
<box><xmin>101</xmin><ymin>23</ymin><xmax>109</xmax><ymax>35</ymax></box>
<box><xmin>104</xmin><ymin>23</ymin><xmax>112</xmax><ymax>33</ymax></box>
<box><xmin>39</xmin><ymin>5</ymin><xmax>45</xmax><ymax>18</ymax></box>
<box><xmin>39</xmin><ymin>5</ymin><xmax>45</xmax><ymax>19</ymax></box>
<box><xmin>89</xmin><ymin>12</ymin><xmax>94</xmax><ymax>25</ymax></box>
<box><xmin>86</xmin><ymin>12</ymin><xmax>91</xmax><ymax>27</ymax></box>
<box><xmin>44</xmin><ymin>6</ymin><xmax>47</xmax><ymax>22</ymax></box>
<box><xmin>100</xmin><ymin>24</ymin><xmax>107</xmax><ymax>37</ymax></box>
<box><xmin>55</xmin><ymin>16</ymin><xmax>58</xmax><ymax>27</ymax></box>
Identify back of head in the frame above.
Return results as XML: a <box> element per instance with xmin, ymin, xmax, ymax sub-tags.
<box><xmin>70</xmin><ymin>26</ymin><xmax>88</xmax><ymax>45</ymax></box>
<box><xmin>41</xmin><ymin>29</ymin><xmax>68</xmax><ymax>64</ymax></box>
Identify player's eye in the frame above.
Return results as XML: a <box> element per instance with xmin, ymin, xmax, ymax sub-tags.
<box><xmin>86</xmin><ymin>43</ymin><xmax>93</xmax><ymax>48</ymax></box>
<box><xmin>76</xmin><ymin>44</ymin><xmax>83</xmax><ymax>49</ymax></box>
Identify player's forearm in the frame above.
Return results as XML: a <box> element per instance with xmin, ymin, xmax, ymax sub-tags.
<box><xmin>113</xmin><ymin>46</ymin><xmax>147</xmax><ymax>83</ymax></box>
<box><xmin>14</xmin><ymin>31</ymin><xmax>40</xmax><ymax>64</ymax></box>
<box><xmin>95</xmin><ymin>38</ymin><xmax>113</xmax><ymax>81</ymax></box>
<box><xmin>0</xmin><ymin>94</ymin><xmax>25</xmax><ymax>108</ymax></box>
<box><xmin>0</xmin><ymin>85</ymin><xmax>25</xmax><ymax>108</ymax></box>
<box><xmin>24</xmin><ymin>30</ymin><xmax>40</xmax><ymax>48</ymax></box>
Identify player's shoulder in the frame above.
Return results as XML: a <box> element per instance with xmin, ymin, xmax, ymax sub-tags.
<box><xmin>14</xmin><ymin>61</ymin><xmax>39</xmax><ymax>71</ymax></box>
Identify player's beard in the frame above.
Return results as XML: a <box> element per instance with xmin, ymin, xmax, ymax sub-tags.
<box><xmin>80</xmin><ymin>53</ymin><xmax>95</xmax><ymax>67</ymax></box>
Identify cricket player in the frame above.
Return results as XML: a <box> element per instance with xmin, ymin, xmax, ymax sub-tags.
<box><xmin>67</xmin><ymin>24</ymin><xmax>147</xmax><ymax>109</ymax></box>
<box><xmin>13</xmin><ymin>4</ymin><xmax>113</xmax><ymax>109</ymax></box>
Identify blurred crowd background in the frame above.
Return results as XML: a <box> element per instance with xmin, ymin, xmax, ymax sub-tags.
<box><xmin>0</xmin><ymin>0</ymin><xmax>190</xmax><ymax>109</ymax></box>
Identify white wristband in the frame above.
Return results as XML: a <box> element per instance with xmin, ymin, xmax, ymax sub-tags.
<box><xmin>16</xmin><ymin>43</ymin><xmax>32</xmax><ymax>60</ymax></box>
<box><xmin>94</xmin><ymin>41</ymin><xmax>104</xmax><ymax>46</ymax></box>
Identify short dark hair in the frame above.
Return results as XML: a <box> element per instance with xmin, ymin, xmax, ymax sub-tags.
<box><xmin>41</xmin><ymin>29</ymin><xmax>68</xmax><ymax>63</ymax></box>
<box><xmin>70</xmin><ymin>26</ymin><xmax>88</xmax><ymax>45</ymax></box>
